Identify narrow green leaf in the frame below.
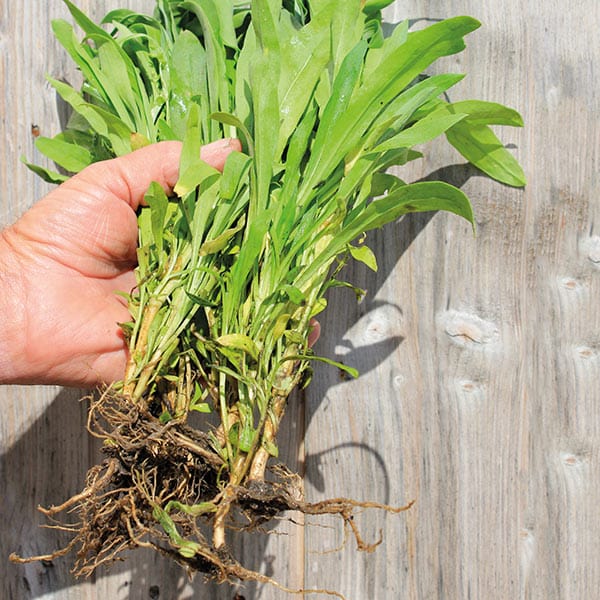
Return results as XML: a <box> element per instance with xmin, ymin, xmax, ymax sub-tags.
<box><xmin>446</xmin><ymin>121</ymin><xmax>526</xmax><ymax>187</ymax></box>
<box><xmin>185</xmin><ymin>291</ymin><xmax>216</xmax><ymax>307</ymax></box>
<box><xmin>144</xmin><ymin>181</ymin><xmax>169</xmax><ymax>253</ymax></box>
<box><xmin>306</xmin><ymin>18</ymin><xmax>481</xmax><ymax>193</ymax></box>
<box><xmin>220</xmin><ymin>151</ymin><xmax>252</xmax><ymax>201</ymax></box>
<box><xmin>177</xmin><ymin>103</ymin><xmax>202</xmax><ymax>181</ymax></box>
<box><xmin>445</xmin><ymin>100</ymin><xmax>524</xmax><ymax>127</ymax></box>
<box><xmin>178</xmin><ymin>543</ymin><xmax>200</xmax><ymax>559</ymax></box>
<box><xmin>237</xmin><ymin>403</ymin><xmax>256</xmax><ymax>452</ymax></box>
<box><xmin>159</xmin><ymin>410</ymin><xmax>173</xmax><ymax>424</ymax></box>
<box><xmin>276</xmin><ymin>15</ymin><xmax>329</xmax><ymax>156</ymax></box>
<box><xmin>62</xmin><ymin>0</ymin><xmax>113</xmax><ymax>43</ymax></box>
<box><xmin>370</xmin><ymin>172</ymin><xmax>406</xmax><ymax>197</ymax></box>
<box><xmin>47</xmin><ymin>76</ymin><xmax>132</xmax><ymax>155</ymax></box>
<box><xmin>223</xmin><ymin>211</ymin><xmax>271</xmax><ymax>326</ymax></box>
<box><xmin>199</xmin><ymin>219</ymin><xmax>245</xmax><ymax>256</ymax></box>
<box><xmin>373</xmin><ymin>112</ymin><xmax>468</xmax><ymax>151</ymax></box>
<box><xmin>302</xmin><ymin>40</ymin><xmax>368</xmax><ymax>194</ymax></box>
<box><xmin>251</xmin><ymin>0</ymin><xmax>280</xmax><ymax>53</ymax></box>
<box><xmin>284</xmin><ymin>354</ymin><xmax>359</xmax><ymax>379</ymax></box>
<box><xmin>21</xmin><ymin>156</ymin><xmax>68</xmax><ymax>184</ymax></box>
<box><xmin>179</xmin><ymin>0</ymin><xmax>230</xmax><ymax>137</ymax></box>
<box><xmin>357</xmin><ymin>180</ymin><xmax>475</xmax><ymax>231</ymax></box>
<box><xmin>34</xmin><ymin>136</ymin><xmax>93</xmax><ymax>173</ymax></box>
<box><xmin>168</xmin><ymin>30</ymin><xmax>207</xmax><ymax>140</ymax></box>
<box><xmin>300</xmin><ymin>182</ymin><xmax>474</xmax><ymax>287</ymax></box>
<box><xmin>249</xmin><ymin>42</ymin><xmax>280</xmax><ymax>216</ymax></box>
<box><xmin>271</xmin><ymin>313</ymin><xmax>291</xmax><ymax>344</ymax></box>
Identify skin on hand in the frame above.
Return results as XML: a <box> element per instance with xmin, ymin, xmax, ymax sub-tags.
<box><xmin>0</xmin><ymin>139</ymin><xmax>240</xmax><ymax>387</ymax></box>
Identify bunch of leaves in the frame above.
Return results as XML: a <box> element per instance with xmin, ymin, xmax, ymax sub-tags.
<box><xmin>24</xmin><ymin>0</ymin><xmax>525</xmax><ymax>584</ymax></box>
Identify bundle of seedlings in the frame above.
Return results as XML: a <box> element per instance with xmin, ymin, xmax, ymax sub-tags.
<box><xmin>13</xmin><ymin>0</ymin><xmax>525</xmax><ymax>592</ymax></box>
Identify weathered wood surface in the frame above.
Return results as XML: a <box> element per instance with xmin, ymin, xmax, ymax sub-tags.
<box><xmin>1</xmin><ymin>1</ymin><xmax>598</xmax><ymax>598</ymax></box>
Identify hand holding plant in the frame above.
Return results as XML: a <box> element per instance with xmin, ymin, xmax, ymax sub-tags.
<box><xmin>0</xmin><ymin>140</ymin><xmax>238</xmax><ymax>386</ymax></box>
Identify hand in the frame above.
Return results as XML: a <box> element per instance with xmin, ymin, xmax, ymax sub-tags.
<box><xmin>0</xmin><ymin>139</ymin><xmax>240</xmax><ymax>387</ymax></box>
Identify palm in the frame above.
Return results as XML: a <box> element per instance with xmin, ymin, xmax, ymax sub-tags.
<box><xmin>13</xmin><ymin>170</ymin><xmax>140</xmax><ymax>386</ymax></box>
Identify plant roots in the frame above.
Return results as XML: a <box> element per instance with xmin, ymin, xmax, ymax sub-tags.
<box><xmin>10</xmin><ymin>390</ymin><xmax>413</xmax><ymax>596</ymax></box>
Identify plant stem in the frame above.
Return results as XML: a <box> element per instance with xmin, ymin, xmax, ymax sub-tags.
<box><xmin>248</xmin><ymin>393</ymin><xmax>287</xmax><ymax>481</ymax></box>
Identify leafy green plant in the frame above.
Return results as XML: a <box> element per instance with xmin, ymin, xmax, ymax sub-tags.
<box><xmin>14</xmin><ymin>0</ymin><xmax>524</xmax><ymax>592</ymax></box>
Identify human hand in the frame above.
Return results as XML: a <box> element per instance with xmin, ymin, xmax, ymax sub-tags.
<box><xmin>0</xmin><ymin>139</ymin><xmax>240</xmax><ymax>387</ymax></box>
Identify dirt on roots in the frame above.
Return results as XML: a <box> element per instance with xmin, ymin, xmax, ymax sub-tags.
<box><xmin>10</xmin><ymin>390</ymin><xmax>413</xmax><ymax>597</ymax></box>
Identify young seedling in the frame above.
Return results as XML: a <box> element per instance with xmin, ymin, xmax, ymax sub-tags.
<box><xmin>13</xmin><ymin>0</ymin><xmax>524</xmax><ymax>594</ymax></box>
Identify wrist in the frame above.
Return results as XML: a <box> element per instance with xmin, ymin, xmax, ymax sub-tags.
<box><xmin>0</xmin><ymin>227</ymin><xmax>28</xmax><ymax>384</ymax></box>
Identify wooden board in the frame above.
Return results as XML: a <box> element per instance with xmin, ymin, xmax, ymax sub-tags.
<box><xmin>1</xmin><ymin>1</ymin><xmax>598</xmax><ymax>598</ymax></box>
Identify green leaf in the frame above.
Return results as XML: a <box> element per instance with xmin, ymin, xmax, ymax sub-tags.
<box><xmin>199</xmin><ymin>218</ymin><xmax>245</xmax><ymax>256</ymax></box>
<box><xmin>363</xmin><ymin>0</ymin><xmax>396</xmax><ymax>12</ymax></box>
<box><xmin>271</xmin><ymin>313</ymin><xmax>291</xmax><ymax>344</ymax></box>
<box><xmin>349</xmin><ymin>244</ymin><xmax>378</xmax><ymax>272</ymax></box>
<box><xmin>373</xmin><ymin>111</ymin><xmax>468</xmax><ymax>151</ymax></box>
<box><xmin>178</xmin><ymin>540</ymin><xmax>201</xmax><ymax>559</ymax></box>
<box><xmin>223</xmin><ymin>211</ymin><xmax>271</xmax><ymax>325</ymax></box>
<box><xmin>370</xmin><ymin>172</ymin><xmax>406</xmax><ymax>197</ymax></box>
<box><xmin>62</xmin><ymin>0</ymin><xmax>113</xmax><ymax>43</ymax></box>
<box><xmin>444</xmin><ymin>100</ymin><xmax>524</xmax><ymax>127</ymax></box>
<box><xmin>304</xmin><ymin>18</ymin><xmax>481</xmax><ymax>193</ymax></box>
<box><xmin>220</xmin><ymin>151</ymin><xmax>252</xmax><ymax>201</ymax></box>
<box><xmin>159</xmin><ymin>410</ymin><xmax>173</xmax><ymax>424</ymax></box>
<box><xmin>359</xmin><ymin>180</ymin><xmax>475</xmax><ymax>231</ymax></box>
<box><xmin>178</xmin><ymin>1</ymin><xmax>230</xmax><ymax>138</ymax></box>
<box><xmin>300</xmin><ymin>181</ymin><xmax>474</xmax><ymax>286</ymax></box>
<box><xmin>284</xmin><ymin>354</ymin><xmax>359</xmax><ymax>379</ymax></box>
<box><xmin>175</xmin><ymin>160</ymin><xmax>221</xmax><ymax>198</ymax></box>
<box><xmin>310</xmin><ymin>297</ymin><xmax>328</xmax><ymax>317</ymax></box>
<box><xmin>168</xmin><ymin>30</ymin><xmax>207</xmax><ymax>140</ymax></box>
<box><xmin>282</xmin><ymin>284</ymin><xmax>305</xmax><ymax>304</ymax></box>
<box><xmin>237</xmin><ymin>402</ymin><xmax>256</xmax><ymax>452</ymax></box>
<box><xmin>192</xmin><ymin>382</ymin><xmax>203</xmax><ymax>402</ymax></box>
<box><xmin>302</xmin><ymin>40</ymin><xmax>368</xmax><ymax>195</ymax></box>
<box><xmin>164</xmin><ymin>499</ymin><xmax>217</xmax><ymax>516</ymax></box>
<box><xmin>144</xmin><ymin>181</ymin><xmax>169</xmax><ymax>253</ymax></box>
<box><xmin>249</xmin><ymin>33</ymin><xmax>281</xmax><ymax>215</ymax></box>
<box><xmin>446</xmin><ymin>121</ymin><xmax>526</xmax><ymax>187</ymax></box>
<box><xmin>262</xmin><ymin>439</ymin><xmax>279</xmax><ymax>457</ymax></box>
<box><xmin>276</xmin><ymin>14</ymin><xmax>329</xmax><ymax>157</ymax></box>
<box><xmin>34</xmin><ymin>136</ymin><xmax>93</xmax><ymax>173</ymax></box>
<box><xmin>21</xmin><ymin>156</ymin><xmax>68</xmax><ymax>184</ymax></box>
<box><xmin>216</xmin><ymin>333</ymin><xmax>261</xmax><ymax>361</ymax></box>
<box><xmin>47</xmin><ymin>77</ymin><xmax>132</xmax><ymax>156</ymax></box>
<box><xmin>130</xmin><ymin>131</ymin><xmax>151</xmax><ymax>150</ymax></box>
<box><xmin>177</xmin><ymin>103</ymin><xmax>203</xmax><ymax>186</ymax></box>
<box><xmin>210</xmin><ymin>112</ymin><xmax>254</xmax><ymax>154</ymax></box>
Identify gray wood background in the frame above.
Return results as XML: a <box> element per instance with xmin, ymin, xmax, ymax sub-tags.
<box><xmin>1</xmin><ymin>1</ymin><xmax>598</xmax><ymax>598</ymax></box>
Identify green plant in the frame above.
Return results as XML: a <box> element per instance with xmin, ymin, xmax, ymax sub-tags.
<box><xmin>14</xmin><ymin>0</ymin><xmax>524</xmax><ymax>592</ymax></box>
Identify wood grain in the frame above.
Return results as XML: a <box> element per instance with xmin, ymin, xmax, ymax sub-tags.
<box><xmin>1</xmin><ymin>1</ymin><xmax>598</xmax><ymax>598</ymax></box>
